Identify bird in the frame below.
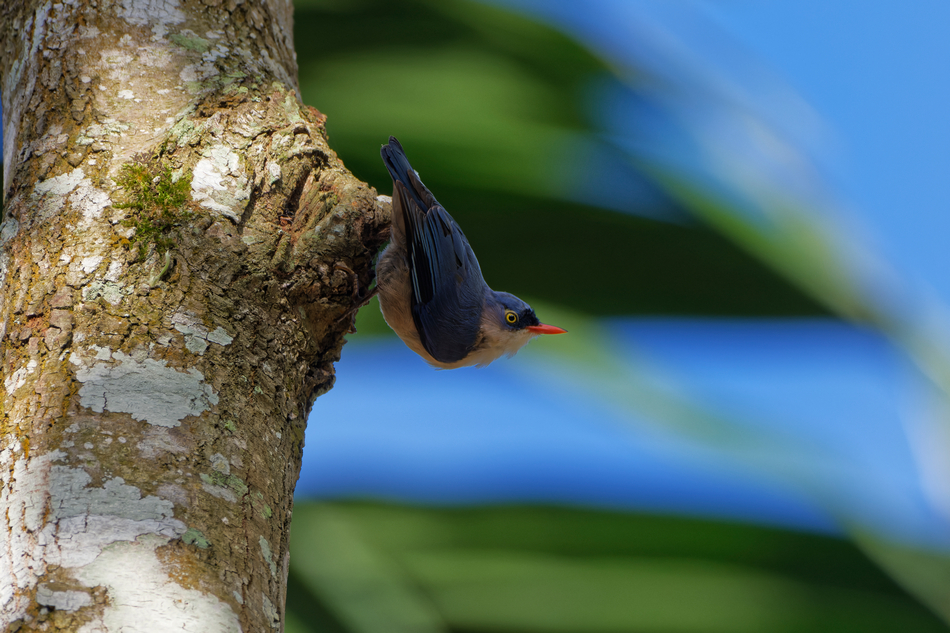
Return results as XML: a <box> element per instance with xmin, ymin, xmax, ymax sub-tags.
<box><xmin>376</xmin><ymin>136</ymin><xmax>566</xmax><ymax>369</ymax></box>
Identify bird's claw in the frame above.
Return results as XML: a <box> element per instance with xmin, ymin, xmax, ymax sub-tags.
<box><xmin>334</xmin><ymin>263</ymin><xmax>377</xmax><ymax>332</ymax></box>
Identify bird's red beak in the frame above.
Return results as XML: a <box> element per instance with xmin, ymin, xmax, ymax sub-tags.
<box><xmin>527</xmin><ymin>324</ymin><xmax>568</xmax><ymax>335</ymax></box>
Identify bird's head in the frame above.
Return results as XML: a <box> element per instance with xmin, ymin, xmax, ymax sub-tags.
<box><xmin>472</xmin><ymin>291</ymin><xmax>566</xmax><ymax>365</ymax></box>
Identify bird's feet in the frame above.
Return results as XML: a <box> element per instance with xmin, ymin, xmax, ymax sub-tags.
<box><xmin>334</xmin><ymin>263</ymin><xmax>377</xmax><ymax>333</ymax></box>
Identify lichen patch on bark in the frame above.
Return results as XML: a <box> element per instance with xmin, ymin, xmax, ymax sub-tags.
<box><xmin>32</xmin><ymin>167</ymin><xmax>86</xmax><ymax>221</ymax></box>
<box><xmin>117</xmin><ymin>0</ymin><xmax>186</xmax><ymax>28</ymax></box>
<box><xmin>72</xmin><ymin>348</ymin><xmax>219</xmax><ymax>427</ymax></box>
<box><xmin>35</xmin><ymin>583</ymin><xmax>93</xmax><ymax>612</ymax></box>
<box><xmin>259</xmin><ymin>536</ymin><xmax>277</xmax><ymax>578</ymax></box>
<box><xmin>172</xmin><ymin>311</ymin><xmax>233</xmax><ymax>355</ymax></box>
<box><xmin>191</xmin><ymin>145</ymin><xmax>250</xmax><ymax>221</ymax></box>
<box><xmin>48</xmin><ymin>470</ymin><xmax>187</xmax><ymax>568</ymax></box>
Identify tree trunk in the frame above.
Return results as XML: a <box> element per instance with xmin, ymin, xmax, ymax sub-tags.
<box><xmin>0</xmin><ymin>1</ymin><xmax>387</xmax><ymax>630</ymax></box>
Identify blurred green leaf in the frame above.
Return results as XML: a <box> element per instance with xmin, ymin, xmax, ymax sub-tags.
<box><xmin>301</xmin><ymin>46</ymin><xmax>575</xmax><ymax>198</ymax></box>
<box><xmin>408</xmin><ymin>552</ymin><xmax>933</xmax><ymax>633</ymax></box>
<box><xmin>856</xmin><ymin>533</ymin><xmax>950</xmax><ymax>626</ymax></box>
<box><xmin>289</xmin><ymin>502</ymin><xmax>948</xmax><ymax>633</ymax></box>
<box><xmin>656</xmin><ymin>172</ymin><xmax>874</xmax><ymax>324</ymax></box>
<box><xmin>289</xmin><ymin>505</ymin><xmax>447</xmax><ymax>633</ymax></box>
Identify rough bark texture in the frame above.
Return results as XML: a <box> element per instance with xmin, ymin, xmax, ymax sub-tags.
<box><xmin>0</xmin><ymin>0</ymin><xmax>388</xmax><ymax>630</ymax></box>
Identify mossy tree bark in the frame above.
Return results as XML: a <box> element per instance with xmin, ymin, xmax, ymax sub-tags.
<box><xmin>0</xmin><ymin>1</ymin><xmax>387</xmax><ymax>630</ymax></box>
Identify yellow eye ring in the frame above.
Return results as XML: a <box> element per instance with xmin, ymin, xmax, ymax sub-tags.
<box><xmin>505</xmin><ymin>311</ymin><xmax>518</xmax><ymax>324</ymax></box>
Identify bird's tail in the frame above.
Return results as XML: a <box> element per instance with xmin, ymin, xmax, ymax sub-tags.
<box><xmin>380</xmin><ymin>137</ymin><xmax>440</xmax><ymax>213</ymax></box>
<box><xmin>380</xmin><ymin>136</ymin><xmax>415</xmax><ymax>191</ymax></box>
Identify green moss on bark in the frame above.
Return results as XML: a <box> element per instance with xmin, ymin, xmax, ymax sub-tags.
<box><xmin>114</xmin><ymin>163</ymin><xmax>194</xmax><ymax>259</ymax></box>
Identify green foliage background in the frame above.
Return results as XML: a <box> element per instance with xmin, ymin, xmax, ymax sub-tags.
<box><xmin>286</xmin><ymin>503</ymin><xmax>947</xmax><ymax>633</ymax></box>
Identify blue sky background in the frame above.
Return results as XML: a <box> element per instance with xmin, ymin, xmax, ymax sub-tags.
<box><xmin>702</xmin><ymin>0</ymin><xmax>950</xmax><ymax>302</ymax></box>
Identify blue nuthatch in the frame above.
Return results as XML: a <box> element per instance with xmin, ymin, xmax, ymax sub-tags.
<box><xmin>377</xmin><ymin>137</ymin><xmax>566</xmax><ymax>369</ymax></box>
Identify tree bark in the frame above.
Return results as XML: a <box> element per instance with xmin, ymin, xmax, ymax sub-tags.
<box><xmin>0</xmin><ymin>0</ymin><xmax>387</xmax><ymax>630</ymax></box>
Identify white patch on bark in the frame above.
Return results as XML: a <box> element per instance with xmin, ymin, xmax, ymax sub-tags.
<box><xmin>32</xmin><ymin>168</ymin><xmax>85</xmax><ymax>220</ymax></box>
<box><xmin>76</xmin><ymin>120</ymin><xmax>128</xmax><ymax>147</ymax></box>
<box><xmin>191</xmin><ymin>146</ymin><xmax>250</xmax><ymax>222</ymax></box>
<box><xmin>75</xmin><ymin>534</ymin><xmax>241</xmax><ymax>633</ymax></box>
<box><xmin>179</xmin><ymin>45</ymin><xmax>224</xmax><ymax>88</ymax></box>
<box><xmin>105</xmin><ymin>259</ymin><xmax>124</xmax><ymax>282</ymax></box>
<box><xmin>65</xmin><ymin>243</ymin><xmax>112</xmax><ymax>288</ymax></box>
<box><xmin>185</xmin><ymin>338</ymin><xmax>207</xmax><ymax>355</ymax></box>
<box><xmin>36</xmin><ymin>584</ymin><xmax>93</xmax><ymax>611</ymax></box>
<box><xmin>69</xmin><ymin>180</ymin><xmax>112</xmax><ymax>224</ymax></box>
<box><xmin>4</xmin><ymin>359</ymin><xmax>38</xmax><ymax>395</ymax></box>
<box><xmin>261</xmin><ymin>593</ymin><xmax>279</xmax><ymax>628</ymax></box>
<box><xmin>179</xmin><ymin>64</ymin><xmax>199</xmax><ymax>83</ymax></box>
<box><xmin>47</xmin><ymin>467</ymin><xmax>186</xmax><ymax>568</ymax></box>
<box><xmin>0</xmin><ymin>218</ymin><xmax>19</xmax><ymax>246</ymax></box>
<box><xmin>0</xmin><ymin>440</ymin><xmax>214</xmax><ymax>628</ymax></box>
<box><xmin>82</xmin><ymin>280</ymin><xmax>126</xmax><ymax>305</ymax></box>
<box><xmin>73</xmin><ymin>349</ymin><xmax>219</xmax><ymax>427</ymax></box>
<box><xmin>155</xmin><ymin>483</ymin><xmax>188</xmax><ymax>507</ymax></box>
<box><xmin>201</xmin><ymin>483</ymin><xmax>237</xmax><ymax>503</ymax></box>
<box><xmin>210</xmin><ymin>453</ymin><xmax>230</xmax><ymax>475</ymax></box>
<box><xmin>117</xmin><ymin>0</ymin><xmax>186</xmax><ymax>27</ymax></box>
<box><xmin>207</xmin><ymin>327</ymin><xmax>233</xmax><ymax>345</ymax></box>
<box><xmin>266</xmin><ymin>161</ymin><xmax>281</xmax><ymax>185</ymax></box>
<box><xmin>172</xmin><ymin>311</ymin><xmax>233</xmax><ymax>355</ymax></box>
<box><xmin>259</xmin><ymin>536</ymin><xmax>277</xmax><ymax>578</ymax></box>
<box><xmin>139</xmin><ymin>44</ymin><xmax>173</xmax><ymax>67</ymax></box>
<box><xmin>0</xmin><ymin>449</ymin><xmax>65</xmax><ymax>622</ymax></box>
<box><xmin>35</xmin><ymin>168</ymin><xmax>85</xmax><ymax>197</ymax></box>
<box><xmin>51</xmin><ymin>468</ymin><xmax>175</xmax><ymax>522</ymax></box>
<box><xmin>81</xmin><ymin>255</ymin><xmax>104</xmax><ymax>273</ymax></box>
<box><xmin>0</xmin><ymin>258</ymin><xmax>8</xmax><ymax>314</ymax></box>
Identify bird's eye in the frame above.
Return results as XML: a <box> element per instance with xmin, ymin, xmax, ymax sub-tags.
<box><xmin>505</xmin><ymin>311</ymin><xmax>518</xmax><ymax>324</ymax></box>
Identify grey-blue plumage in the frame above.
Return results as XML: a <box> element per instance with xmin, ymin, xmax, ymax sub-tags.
<box><xmin>377</xmin><ymin>137</ymin><xmax>565</xmax><ymax>369</ymax></box>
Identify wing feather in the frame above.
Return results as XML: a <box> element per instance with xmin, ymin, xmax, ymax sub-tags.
<box><xmin>381</xmin><ymin>138</ymin><xmax>486</xmax><ymax>363</ymax></box>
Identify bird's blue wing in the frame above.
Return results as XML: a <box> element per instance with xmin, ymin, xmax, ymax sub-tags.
<box><xmin>382</xmin><ymin>137</ymin><xmax>487</xmax><ymax>363</ymax></box>
<box><xmin>402</xmin><ymin>189</ymin><xmax>485</xmax><ymax>363</ymax></box>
